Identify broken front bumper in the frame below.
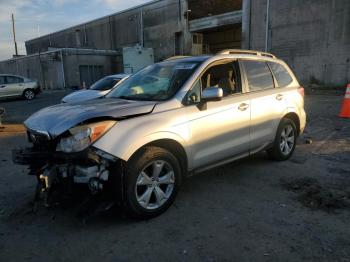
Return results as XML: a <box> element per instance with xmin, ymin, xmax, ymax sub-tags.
<box><xmin>12</xmin><ymin>146</ymin><xmax>125</xmax><ymax>207</ymax></box>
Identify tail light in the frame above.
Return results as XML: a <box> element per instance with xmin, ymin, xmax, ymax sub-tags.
<box><xmin>297</xmin><ymin>86</ymin><xmax>305</xmax><ymax>98</ymax></box>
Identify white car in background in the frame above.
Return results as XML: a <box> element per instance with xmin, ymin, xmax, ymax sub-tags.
<box><xmin>0</xmin><ymin>74</ymin><xmax>40</xmax><ymax>100</ymax></box>
<box><xmin>62</xmin><ymin>74</ymin><xmax>130</xmax><ymax>103</ymax></box>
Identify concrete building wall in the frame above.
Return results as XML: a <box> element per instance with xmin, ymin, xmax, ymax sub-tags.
<box><xmin>0</xmin><ymin>49</ymin><xmax>120</xmax><ymax>89</ymax></box>
<box><xmin>142</xmin><ymin>0</ymin><xmax>183</xmax><ymax>60</ymax></box>
<box><xmin>249</xmin><ymin>0</ymin><xmax>350</xmax><ymax>86</ymax></box>
<box><xmin>63</xmin><ymin>52</ymin><xmax>121</xmax><ymax>88</ymax></box>
<box><xmin>25</xmin><ymin>0</ymin><xmax>184</xmax><ymax>62</ymax></box>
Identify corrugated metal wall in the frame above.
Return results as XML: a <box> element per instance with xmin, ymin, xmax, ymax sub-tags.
<box><xmin>0</xmin><ymin>52</ymin><xmax>64</xmax><ymax>89</ymax></box>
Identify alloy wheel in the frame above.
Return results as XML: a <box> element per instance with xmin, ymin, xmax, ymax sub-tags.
<box><xmin>280</xmin><ymin>124</ymin><xmax>295</xmax><ymax>155</ymax></box>
<box><xmin>24</xmin><ymin>90</ymin><xmax>35</xmax><ymax>100</ymax></box>
<box><xmin>135</xmin><ymin>160</ymin><xmax>175</xmax><ymax>210</ymax></box>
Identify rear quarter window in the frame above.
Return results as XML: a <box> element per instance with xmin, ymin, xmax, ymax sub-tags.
<box><xmin>268</xmin><ymin>62</ymin><xmax>293</xmax><ymax>87</ymax></box>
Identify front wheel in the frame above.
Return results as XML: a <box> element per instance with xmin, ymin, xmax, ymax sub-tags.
<box><xmin>23</xmin><ymin>89</ymin><xmax>35</xmax><ymax>100</ymax></box>
<box><xmin>267</xmin><ymin>118</ymin><xmax>297</xmax><ymax>161</ymax></box>
<box><xmin>124</xmin><ymin>146</ymin><xmax>182</xmax><ymax>219</ymax></box>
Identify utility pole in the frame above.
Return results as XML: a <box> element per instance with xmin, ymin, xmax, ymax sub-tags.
<box><xmin>12</xmin><ymin>13</ymin><xmax>18</xmax><ymax>56</ymax></box>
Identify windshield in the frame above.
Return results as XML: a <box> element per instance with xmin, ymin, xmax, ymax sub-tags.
<box><xmin>89</xmin><ymin>76</ymin><xmax>121</xmax><ymax>91</ymax></box>
<box><xmin>106</xmin><ymin>60</ymin><xmax>200</xmax><ymax>101</ymax></box>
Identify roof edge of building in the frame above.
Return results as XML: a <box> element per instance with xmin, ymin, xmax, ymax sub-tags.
<box><xmin>0</xmin><ymin>48</ymin><xmax>121</xmax><ymax>63</ymax></box>
<box><xmin>25</xmin><ymin>0</ymin><xmax>164</xmax><ymax>44</ymax></box>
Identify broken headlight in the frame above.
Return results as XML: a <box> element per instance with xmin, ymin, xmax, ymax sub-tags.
<box><xmin>56</xmin><ymin>121</ymin><xmax>116</xmax><ymax>153</ymax></box>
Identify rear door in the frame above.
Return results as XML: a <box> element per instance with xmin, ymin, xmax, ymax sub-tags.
<box><xmin>240</xmin><ymin>60</ymin><xmax>287</xmax><ymax>153</ymax></box>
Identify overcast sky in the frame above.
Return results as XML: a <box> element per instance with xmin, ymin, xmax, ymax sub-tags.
<box><xmin>0</xmin><ymin>0</ymin><xmax>151</xmax><ymax>60</ymax></box>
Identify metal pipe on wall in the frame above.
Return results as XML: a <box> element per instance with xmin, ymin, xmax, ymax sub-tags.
<box><xmin>38</xmin><ymin>51</ymin><xmax>46</xmax><ymax>90</ymax></box>
<box><xmin>108</xmin><ymin>16</ymin><xmax>113</xmax><ymax>49</ymax></box>
<box><xmin>60</xmin><ymin>50</ymin><xmax>66</xmax><ymax>89</ymax></box>
<box><xmin>265</xmin><ymin>0</ymin><xmax>270</xmax><ymax>52</ymax></box>
<box><xmin>242</xmin><ymin>0</ymin><xmax>251</xmax><ymax>49</ymax></box>
<box><xmin>140</xmin><ymin>8</ymin><xmax>144</xmax><ymax>47</ymax></box>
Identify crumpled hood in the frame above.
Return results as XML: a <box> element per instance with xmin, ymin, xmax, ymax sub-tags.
<box><xmin>24</xmin><ymin>98</ymin><xmax>156</xmax><ymax>137</ymax></box>
<box><xmin>62</xmin><ymin>90</ymin><xmax>107</xmax><ymax>103</ymax></box>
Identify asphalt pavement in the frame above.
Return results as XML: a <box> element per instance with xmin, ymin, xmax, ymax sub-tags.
<box><xmin>0</xmin><ymin>90</ymin><xmax>72</xmax><ymax>124</ymax></box>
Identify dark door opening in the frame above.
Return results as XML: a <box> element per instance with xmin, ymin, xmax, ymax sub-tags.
<box><xmin>196</xmin><ymin>24</ymin><xmax>242</xmax><ymax>55</ymax></box>
<box><xmin>79</xmin><ymin>65</ymin><xmax>104</xmax><ymax>88</ymax></box>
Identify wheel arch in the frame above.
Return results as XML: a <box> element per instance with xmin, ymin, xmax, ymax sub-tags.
<box><xmin>129</xmin><ymin>138</ymin><xmax>189</xmax><ymax>176</ymax></box>
<box><xmin>283</xmin><ymin>112</ymin><xmax>300</xmax><ymax>135</ymax></box>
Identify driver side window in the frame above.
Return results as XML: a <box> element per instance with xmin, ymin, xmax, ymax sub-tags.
<box><xmin>201</xmin><ymin>61</ymin><xmax>239</xmax><ymax>96</ymax></box>
<box><xmin>186</xmin><ymin>60</ymin><xmax>241</xmax><ymax>105</ymax></box>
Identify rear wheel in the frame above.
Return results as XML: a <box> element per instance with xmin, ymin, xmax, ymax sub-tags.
<box><xmin>23</xmin><ymin>89</ymin><xmax>35</xmax><ymax>100</ymax></box>
<box><xmin>124</xmin><ymin>146</ymin><xmax>182</xmax><ymax>219</ymax></box>
<box><xmin>267</xmin><ymin>118</ymin><xmax>297</xmax><ymax>161</ymax></box>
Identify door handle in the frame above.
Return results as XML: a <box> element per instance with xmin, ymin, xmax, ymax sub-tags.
<box><xmin>238</xmin><ymin>103</ymin><xmax>249</xmax><ymax>111</ymax></box>
<box><xmin>0</xmin><ymin>85</ymin><xmax>5</xmax><ymax>88</ymax></box>
<box><xmin>276</xmin><ymin>94</ymin><xmax>284</xmax><ymax>101</ymax></box>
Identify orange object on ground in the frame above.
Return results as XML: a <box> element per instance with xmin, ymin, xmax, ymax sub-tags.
<box><xmin>339</xmin><ymin>83</ymin><xmax>350</xmax><ymax>118</ymax></box>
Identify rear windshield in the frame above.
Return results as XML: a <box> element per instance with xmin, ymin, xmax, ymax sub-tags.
<box><xmin>89</xmin><ymin>77</ymin><xmax>121</xmax><ymax>91</ymax></box>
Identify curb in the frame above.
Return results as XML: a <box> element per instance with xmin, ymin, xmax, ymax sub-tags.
<box><xmin>0</xmin><ymin>124</ymin><xmax>26</xmax><ymax>134</ymax></box>
<box><xmin>41</xmin><ymin>89</ymin><xmax>72</xmax><ymax>94</ymax></box>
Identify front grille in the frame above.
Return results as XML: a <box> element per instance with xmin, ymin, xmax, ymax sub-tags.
<box><xmin>28</xmin><ymin>131</ymin><xmax>49</xmax><ymax>144</ymax></box>
<box><xmin>27</xmin><ymin>130</ymin><xmax>57</xmax><ymax>150</ymax></box>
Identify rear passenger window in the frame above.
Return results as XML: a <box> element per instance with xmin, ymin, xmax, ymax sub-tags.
<box><xmin>268</xmin><ymin>62</ymin><xmax>293</xmax><ymax>87</ymax></box>
<box><xmin>0</xmin><ymin>76</ymin><xmax>5</xmax><ymax>85</ymax></box>
<box><xmin>6</xmin><ymin>76</ymin><xmax>23</xmax><ymax>84</ymax></box>
<box><xmin>242</xmin><ymin>61</ymin><xmax>274</xmax><ymax>92</ymax></box>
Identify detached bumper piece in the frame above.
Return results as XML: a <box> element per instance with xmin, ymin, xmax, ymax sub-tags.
<box><xmin>12</xmin><ymin>146</ymin><xmax>125</xmax><ymax>220</ymax></box>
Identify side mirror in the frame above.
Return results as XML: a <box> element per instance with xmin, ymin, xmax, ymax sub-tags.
<box><xmin>201</xmin><ymin>87</ymin><xmax>223</xmax><ymax>102</ymax></box>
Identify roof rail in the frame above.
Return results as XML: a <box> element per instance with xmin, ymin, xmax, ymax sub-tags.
<box><xmin>164</xmin><ymin>56</ymin><xmax>192</xmax><ymax>61</ymax></box>
<box><xmin>217</xmin><ymin>49</ymin><xmax>276</xmax><ymax>59</ymax></box>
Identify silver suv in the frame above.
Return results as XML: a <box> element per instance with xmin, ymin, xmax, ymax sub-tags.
<box><xmin>13</xmin><ymin>50</ymin><xmax>306</xmax><ymax>219</ymax></box>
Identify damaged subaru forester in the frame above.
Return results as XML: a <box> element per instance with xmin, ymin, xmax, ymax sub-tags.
<box><xmin>13</xmin><ymin>50</ymin><xmax>306</xmax><ymax>219</ymax></box>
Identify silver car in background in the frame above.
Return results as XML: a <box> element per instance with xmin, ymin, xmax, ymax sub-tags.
<box><xmin>13</xmin><ymin>50</ymin><xmax>306</xmax><ymax>219</ymax></box>
<box><xmin>61</xmin><ymin>74</ymin><xmax>130</xmax><ymax>103</ymax></box>
<box><xmin>0</xmin><ymin>74</ymin><xmax>40</xmax><ymax>100</ymax></box>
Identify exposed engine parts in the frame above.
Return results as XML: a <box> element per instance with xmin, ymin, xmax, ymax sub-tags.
<box><xmin>13</xmin><ymin>145</ymin><xmax>123</xmax><ymax>218</ymax></box>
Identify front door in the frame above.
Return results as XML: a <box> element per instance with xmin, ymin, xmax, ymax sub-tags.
<box><xmin>1</xmin><ymin>76</ymin><xmax>24</xmax><ymax>97</ymax></box>
<box><xmin>186</xmin><ymin>60</ymin><xmax>251</xmax><ymax>169</ymax></box>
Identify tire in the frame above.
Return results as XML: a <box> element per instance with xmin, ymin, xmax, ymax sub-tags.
<box><xmin>267</xmin><ymin>118</ymin><xmax>297</xmax><ymax>161</ymax></box>
<box><xmin>23</xmin><ymin>89</ymin><xmax>35</xmax><ymax>100</ymax></box>
<box><xmin>124</xmin><ymin>146</ymin><xmax>182</xmax><ymax>219</ymax></box>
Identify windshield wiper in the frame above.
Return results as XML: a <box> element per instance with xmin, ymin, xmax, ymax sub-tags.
<box><xmin>117</xmin><ymin>95</ymin><xmax>156</xmax><ymax>101</ymax></box>
<box><xmin>116</xmin><ymin>96</ymin><xmax>137</xmax><ymax>100</ymax></box>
